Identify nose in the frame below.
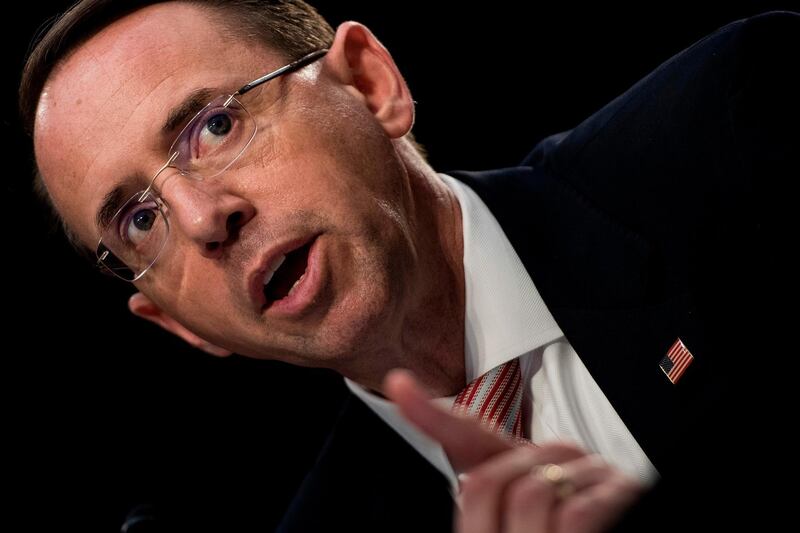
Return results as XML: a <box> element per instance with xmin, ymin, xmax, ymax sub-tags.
<box><xmin>159</xmin><ymin>174</ymin><xmax>256</xmax><ymax>258</ymax></box>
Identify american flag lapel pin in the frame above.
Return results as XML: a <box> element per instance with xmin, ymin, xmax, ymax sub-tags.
<box><xmin>659</xmin><ymin>338</ymin><xmax>694</xmax><ymax>384</ymax></box>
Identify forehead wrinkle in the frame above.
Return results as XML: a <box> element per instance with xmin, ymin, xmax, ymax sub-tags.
<box><xmin>99</xmin><ymin>66</ymin><xmax>187</xmax><ymax>129</ymax></box>
<box><xmin>81</xmin><ymin>68</ymin><xmax>184</xmax><ymax>181</ymax></box>
<box><xmin>83</xmin><ymin>69</ymin><xmax>191</xmax><ymax>185</ymax></box>
<box><xmin>72</xmin><ymin>27</ymin><xmax>189</xmax><ymax>128</ymax></box>
<box><xmin>124</xmin><ymin>40</ymin><xmax>173</xmax><ymax>65</ymax></box>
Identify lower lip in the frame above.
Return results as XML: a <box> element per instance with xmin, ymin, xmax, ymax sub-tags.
<box><xmin>263</xmin><ymin>236</ymin><xmax>323</xmax><ymax>317</ymax></box>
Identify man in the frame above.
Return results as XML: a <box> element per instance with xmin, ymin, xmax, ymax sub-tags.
<box><xmin>20</xmin><ymin>1</ymin><xmax>798</xmax><ymax>531</ymax></box>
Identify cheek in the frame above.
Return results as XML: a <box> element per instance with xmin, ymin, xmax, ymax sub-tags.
<box><xmin>314</xmin><ymin>129</ymin><xmax>405</xmax><ymax>209</ymax></box>
<box><xmin>145</xmin><ymin>264</ymin><xmax>226</xmax><ymax>319</ymax></box>
<box><xmin>291</xmin><ymin>84</ymin><xmax>395</xmax><ymax>172</ymax></box>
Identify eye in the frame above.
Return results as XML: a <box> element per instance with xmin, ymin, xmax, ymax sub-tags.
<box><xmin>205</xmin><ymin>113</ymin><xmax>232</xmax><ymax>136</ymax></box>
<box><xmin>169</xmin><ymin>96</ymin><xmax>250</xmax><ymax>173</ymax></box>
<box><xmin>119</xmin><ymin>201</ymin><xmax>160</xmax><ymax>246</ymax></box>
<box><xmin>193</xmin><ymin>108</ymin><xmax>240</xmax><ymax>157</ymax></box>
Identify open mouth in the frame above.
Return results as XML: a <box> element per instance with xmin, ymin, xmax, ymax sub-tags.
<box><xmin>262</xmin><ymin>240</ymin><xmax>313</xmax><ymax>304</ymax></box>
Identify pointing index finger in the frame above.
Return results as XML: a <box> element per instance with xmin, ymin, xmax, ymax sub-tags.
<box><xmin>383</xmin><ymin>368</ymin><xmax>515</xmax><ymax>472</ymax></box>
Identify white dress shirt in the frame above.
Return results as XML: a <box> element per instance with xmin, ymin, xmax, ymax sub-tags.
<box><xmin>345</xmin><ymin>173</ymin><xmax>658</xmax><ymax>495</ymax></box>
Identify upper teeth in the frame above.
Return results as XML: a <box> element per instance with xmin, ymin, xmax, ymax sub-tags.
<box><xmin>262</xmin><ymin>254</ymin><xmax>286</xmax><ymax>287</ymax></box>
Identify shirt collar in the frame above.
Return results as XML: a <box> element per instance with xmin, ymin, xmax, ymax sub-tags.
<box><xmin>439</xmin><ymin>173</ymin><xmax>563</xmax><ymax>381</ymax></box>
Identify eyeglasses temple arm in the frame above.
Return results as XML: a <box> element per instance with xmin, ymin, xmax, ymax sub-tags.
<box><xmin>236</xmin><ymin>49</ymin><xmax>328</xmax><ymax>96</ymax></box>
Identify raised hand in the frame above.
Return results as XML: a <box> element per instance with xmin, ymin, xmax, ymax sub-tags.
<box><xmin>384</xmin><ymin>369</ymin><xmax>644</xmax><ymax>533</ymax></box>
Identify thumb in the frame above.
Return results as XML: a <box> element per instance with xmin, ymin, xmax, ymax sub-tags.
<box><xmin>383</xmin><ymin>369</ymin><xmax>513</xmax><ymax>472</ymax></box>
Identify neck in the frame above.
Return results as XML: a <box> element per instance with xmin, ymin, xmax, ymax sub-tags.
<box><xmin>344</xmin><ymin>140</ymin><xmax>466</xmax><ymax>397</ymax></box>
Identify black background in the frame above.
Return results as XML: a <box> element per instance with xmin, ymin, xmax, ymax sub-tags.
<box><xmin>4</xmin><ymin>1</ymin><xmax>795</xmax><ymax>530</ymax></box>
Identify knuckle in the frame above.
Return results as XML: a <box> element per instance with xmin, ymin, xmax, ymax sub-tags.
<box><xmin>540</xmin><ymin>441</ymin><xmax>586</xmax><ymax>457</ymax></box>
<box><xmin>506</xmin><ymin>476</ymin><xmax>549</xmax><ymax>512</ymax></box>
<box><xmin>512</xmin><ymin>444</ymin><xmax>539</xmax><ymax>461</ymax></box>
<box><xmin>557</xmin><ymin>441</ymin><xmax>586</xmax><ymax>455</ymax></box>
<box><xmin>565</xmin><ymin>496</ymin><xmax>597</xmax><ymax>523</ymax></box>
<box><xmin>459</xmin><ymin>471</ymin><xmax>498</xmax><ymax>501</ymax></box>
<box><xmin>585</xmin><ymin>453</ymin><xmax>607</xmax><ymax>467</ymax></box>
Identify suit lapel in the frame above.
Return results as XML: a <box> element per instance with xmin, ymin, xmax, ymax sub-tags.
<box><xmin>450</xmin><ymin>167</ymin><xmax>706</xmax><ymax>472</ymax></box>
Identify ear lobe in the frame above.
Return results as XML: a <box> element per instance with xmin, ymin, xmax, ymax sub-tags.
<box><xmin>128</xmin><ymin>292</ymin><xmax>233</xmax><ymax>357</ymax></box>
<box><xmin>324</xmin><ymin>21</ymin><xmax>415</xmax><ymax>138</ymax></box>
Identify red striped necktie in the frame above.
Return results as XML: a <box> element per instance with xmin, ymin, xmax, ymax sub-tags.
<box><xmin>452</xmin><ymin>358</ymin><xmax>526</xmax><ymax>440</ymax></box>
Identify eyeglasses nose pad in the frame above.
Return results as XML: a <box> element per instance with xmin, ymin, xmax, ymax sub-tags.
<box><xmin>142</xmin><ymin>151</ymin><xmax>181</xmax><ymax>196</ymax></box>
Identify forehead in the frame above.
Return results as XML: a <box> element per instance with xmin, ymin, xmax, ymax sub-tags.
<box><xmin>33</xmin><ymin>2</ymin><xmax>283</xmax><ymax>245</ymax></box>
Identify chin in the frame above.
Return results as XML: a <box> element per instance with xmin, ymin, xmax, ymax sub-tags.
<box><xmin>300</xmin><ymin>285</ymin><xmax>400</xmax><ymax>367</ymax></box>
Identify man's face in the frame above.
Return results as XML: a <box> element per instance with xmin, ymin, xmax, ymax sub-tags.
<box><xmin>34</xmin><ymin>3</ymin><xmax>418</xmax><ymax>368</ymax></box>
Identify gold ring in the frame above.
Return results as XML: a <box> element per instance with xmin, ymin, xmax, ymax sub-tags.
<box><xmin>534</xmin><ymin>463</ymin><xmax>576</xmax><ymax>499</ymax></box>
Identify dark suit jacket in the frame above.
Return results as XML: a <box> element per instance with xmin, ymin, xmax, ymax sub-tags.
<box><xmin>278</xmin><ymin>11</ymin><xmax>798</xmax><ymax>532</ymax></box>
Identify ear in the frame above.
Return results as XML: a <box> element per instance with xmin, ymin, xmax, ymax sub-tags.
<box><xmin>128</xmin><ymin>292</ymin><xmax>233</xmax><ymax>357</ymax></box>
<box><xmin>323</xmin><ymin>21</ymin><xmax>415</xmax><ymax>138</ymax></box>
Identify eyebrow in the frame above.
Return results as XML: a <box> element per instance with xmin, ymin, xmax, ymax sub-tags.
<box><xmin>95</xmin><ymin>176</ymin><xmax>147</xmax><ymax>234</ymax></box>
<box><xmin>161</xmin><ymin>87</ymin><xmax>217</xmax><ymax>135</ymax></box>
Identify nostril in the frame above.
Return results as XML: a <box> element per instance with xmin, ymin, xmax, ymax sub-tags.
<box><xmin>227</xmin><ymin>212</ymin><xmax>243</xmax><ymax>231</ymax></box>
<box><xmin>226</xmin><ymin>211</ymin><xmax>245</xmax><ymax>242</ymax></box>
<box><xmin>205</xmin><ymin>211</ymin><xmax>246</xmax><ymax>253</ymax></box>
